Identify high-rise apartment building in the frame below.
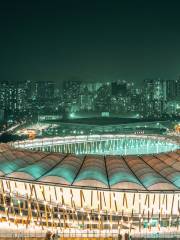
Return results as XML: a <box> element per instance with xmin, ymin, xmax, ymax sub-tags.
<box><xmin>0</xmin><ymin>81</ymin><xmax>27</xmax><ymax>113</ymax></box>
<box><xmin>35</xmin><ymin>81</ymin><xmax>55</xmax><ymax>101</ymax></box>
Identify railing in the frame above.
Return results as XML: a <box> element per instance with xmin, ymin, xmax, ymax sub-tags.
<box><xmin>0</xmin><ymin>229</ymin><xmax>180</xmax><ymax>239</ymax></box>
<box><xmin>0</xmin><ymin>230</ymin><xmax>116</xmax><ymax>239</ymax></box>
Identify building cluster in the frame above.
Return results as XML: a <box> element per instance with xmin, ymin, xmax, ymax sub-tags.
<box><xmin>143</xmin><ymin>78</ymin><xmax>180</xmax><ymax>118</ymax></box>
<box><xmin>0</xmin><ymin>78</ymin><xmax>179</xmax><ymax>127</ymax></box>
<box><xmin>61</xmin><ymin>78</ymin><xmax>180</xmax><ymax>119</ymax></box>
<box><xmin>0</xmin><ymin>80</ymin><xmax>55</xmax><ymax>125</ymax></box>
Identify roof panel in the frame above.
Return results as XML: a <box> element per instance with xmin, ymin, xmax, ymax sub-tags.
<box><xmin>106</xmin><ymin>156</ymin><xmax>144</xmax><ymax>189</ymax></box>
<box><xmin>141</xmin><ymin>155</ymin><xmax>180</xmax><ymax>189</ymax></box>
<box><xmin>124</xmin><ymin>156</ymin><xmax>175</xmax><ymax>190</ymax></box>
<box><xmin>13</xmin><ymin>153</ymin><xmax>65</xmax><ymax>179</ymax></box>
<box><xmin>74</xmin><ymin>155</ymin><xmax>108</xmax><ymax>187</ymax></box>
<box><xmin>40</xmin><ymin>154</ymin><xmax>84</xmax><ymax>184</ymax></box>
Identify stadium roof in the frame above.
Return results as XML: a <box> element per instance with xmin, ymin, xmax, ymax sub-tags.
<box><xmin>0</xmin><ymin>143</ymin><xmax>180</xmax><ymax>191</ymax></box>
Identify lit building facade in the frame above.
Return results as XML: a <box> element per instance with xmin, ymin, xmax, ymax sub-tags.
<box><xmin>0</xmin><ymin>134</ymin><xmax>179</xmax><ymax>237</ymax></box>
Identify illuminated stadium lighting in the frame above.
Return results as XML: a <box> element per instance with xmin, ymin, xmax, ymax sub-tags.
<box><xmin>11</xmin><ymin>134</ymin><xmax>180</xmax><ymax>155</ymax></box>
<box><xmin>0</xmin><ymin>134</ymin><xmax>179</xmax><ymax>238</ymax></box>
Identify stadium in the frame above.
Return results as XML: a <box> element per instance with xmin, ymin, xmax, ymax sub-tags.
<box><xmin>0</xmin><ymin>134</ymin><xmax>180</xmax><ymax>239</ymax></box>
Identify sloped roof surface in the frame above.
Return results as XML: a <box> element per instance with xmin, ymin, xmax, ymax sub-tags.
<box><xmin>1</xmin><ymin>143</ymin><xmax>180</xmax><ymax>191</ymax></box>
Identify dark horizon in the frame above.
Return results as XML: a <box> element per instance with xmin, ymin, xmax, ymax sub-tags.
<box><xmin>1</xmin><ymin>0</ymin><xmax>180</xmax><ymax>84</ymax></box>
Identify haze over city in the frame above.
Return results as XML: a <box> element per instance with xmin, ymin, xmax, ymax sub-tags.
<box><xmin>1</xmin><ymin>0</ymin><xmax>180</xmax><ymax>83</ymax></box>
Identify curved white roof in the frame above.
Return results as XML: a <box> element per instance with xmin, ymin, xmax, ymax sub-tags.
<box><xmin>0</xmin><ymin>142</ymin><xmax>180</xmax><ymax>191</ymax></box>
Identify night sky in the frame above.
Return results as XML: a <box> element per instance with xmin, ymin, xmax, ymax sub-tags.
<box><xmin>1</xmin><ymin>0</ymin><xmax>180</xmax><ymax>84</ymax></box>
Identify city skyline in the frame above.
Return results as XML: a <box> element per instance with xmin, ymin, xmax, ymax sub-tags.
<box><xmin>0</xmin><ymin>75</ymin><xmax>179</xmax><ymax>88</ymax></box>
<box><xmin>0</xmin><ymin>78</ymin><xmax>179</xmax><ymax>125</ymax></box>
<box><xmin>1</xmin><ymin>1</ymin><xmax>180</xmax><ymax>83</ymax></box>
